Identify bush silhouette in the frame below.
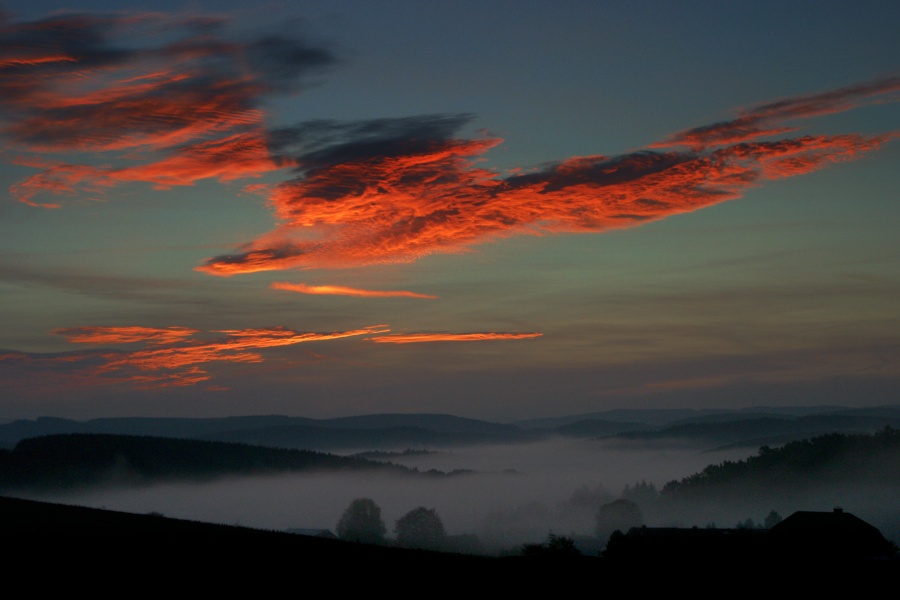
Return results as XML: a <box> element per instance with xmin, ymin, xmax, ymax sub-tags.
<box><xmin>395</xmin><ymin>507</ymin><xmax>447</xmax><ymax>551</ymax></box>
<box><xmin>336</xmin><ymin>498</ymin><xmax>386</xmax><ymax>544</ymax></box>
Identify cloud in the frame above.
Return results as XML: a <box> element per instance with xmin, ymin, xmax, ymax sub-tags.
<box><xmin>653</xmin><ymin>76</ymin><xmax>900</xmax><ymax>149</ymax></box>
<box><xmin>1</xmin><ymin>324</ymin><xmax>387</xmax><ymax>389</ymax></box>
<box><xmin>4</xmin><ymin>12</ymin><xmax>895</xmax><ymax>271</ymax></box>
<box><xmin>1</xmin><ymin>324</ymin><xmax>544</xmax><ymax>387</ymax></box>
<box><xmin>197</xmin><ymin>96</ymin><xmax>894</xmax><ymax>274</ymax></box>
<box><xmin>53</xmin><ymin>326</ymin><xmax>199</xmax><ymax>346</ymax></box>
<box><xmin>0</xmin><ymin>12</ymin><xmax>333</xmax><ymax>206</ymax></box>
<box><xmin>271</xmin><ymin>282</ymin><xmax>438</xmax><ymax>299</ymax></box>
<box><xmin>367</xmin><ymin>333</ymin><xmax>543</xmax><ymax>344</ymax></box>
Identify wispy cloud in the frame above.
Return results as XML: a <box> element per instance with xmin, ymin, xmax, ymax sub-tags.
<box><xmin>653</xmin><ymin>76</ymin><xmax>900</xmax><ymax>149</ymax></box>
<box><xmin>368</xmin><ymin>333</ymin><xmax>542</xmax><ymax>344</ymax></box>
<box><xmin>272</xmin><ymin>282</ymin><xmax>438</xmax><ymax>299</ymax></box>
<box><xmin>1</xmin><ymin>324</ymin><xmax>387</xmax><ymax>389</ymax></box>
<box><xmin>0</xmin><ymin>12</ymin><xmax>333</xmax><ymax>206</ymax></box>
<box><xmin>54</xmin><ymin>326</ymin><xmax>199</xmax><ymax>346</ymax></box>
<box><xmin>197</xmin><ymin>81</ymin><xmax>896</xmax><ymax>275</ymax></box>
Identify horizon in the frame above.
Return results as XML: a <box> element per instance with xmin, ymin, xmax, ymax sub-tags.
<box><xmin>2</xmin><ymin>402</ymin><xmax>898</xmax><ymax>428</ymax></box>
<box><xmin>2</xmin><ymin>2</ymin><xmax>899</xmax><ymax>422</ymax></box>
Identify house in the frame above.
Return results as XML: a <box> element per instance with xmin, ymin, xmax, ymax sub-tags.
<box><xmin>603</xmin><ymin>509</ymin><xmax>895</xmax><ymax>563</ymax></box>
<box><xmin>768</xmin><ymin>508</ymin><xmax>895</xmax><ymax>560</ymax></box>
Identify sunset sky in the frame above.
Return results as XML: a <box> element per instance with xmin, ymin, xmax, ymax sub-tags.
<box><xmin>2</xmin><ymin>1</ymin><xmax>898</xmax><ymax>420</ymax></box>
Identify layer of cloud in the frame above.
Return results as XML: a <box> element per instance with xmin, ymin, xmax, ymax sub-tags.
<box><xmin>271</xmin><ymin>282</ymin><xmax>438</xmax><ymax>299</ymax></box>
<box><xmin>4</xmin><ymin>12</ymin><xmax>896</xmax><ymax>278</ymax></box>
<box><xmin>654</xmin><ymin>76</ymin><xmax>900</xmax><ymax>149</ymax></box>
<box><xmin>197</xmin><ymin>82</ymin><xmax>896</xmax><ymax>275</ymax></box>
<box><xmin>367</xmin><ymin>333</ymin><xmax>543</xmax><ymax>344</ymax></box>
<box><xmin>54</xmin><ymin>326</ymin><xmax>199</xmax><ymax>346</ymax></box>
<box><xmin>1</xmin><ymin>324</ymin><xmax>386</xmax><ymax>389</ymax></box>
<box><xmin>0</xmin><ymin>12</ymin><xmax>333</xmax><ymax>206</ymax></box>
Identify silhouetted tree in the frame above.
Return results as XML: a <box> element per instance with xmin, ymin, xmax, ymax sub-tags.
<box><xmin>595</xmin><ymin>499</ymin><xmax>642</xmax><ymax>540</ymax></box>
<box><xmin>764</xmin><ymin>510</ymin><xmax>783</xmax><ymax>529</ymax></box>
<box><xmin>336</xmin><ymin>498</ymin><xmax>386</xmax><ymax>544</ymax></box>
<box><xmin>622</xmin><ymin>480</ymin><xmax>658</xmax><ymax>505</ymax></box>
<box><xmin>522</xmin><ymin>533</ymin><xmax>581</xmax><ymax>557</ymax></box>
<box><xmin>395</xmin><ymin>507</ymin><xmax>447</xmax><ymax>550</ymax></box>
<box><xmin>735</xmin><ymin>517</ymin><xmax>760</xmax><ymax>529</ymax></box>
<box><xmin>602</xmin><ymin>529</ymin><xmax>627</xmax><ymax>557</ymax></box>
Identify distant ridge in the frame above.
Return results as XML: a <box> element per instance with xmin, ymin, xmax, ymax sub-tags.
<box><xmin>1</xmin><ymin>406</ymin><xmax>898</xmax><ymax>451</ymax></box>
<box><xmin>0</xmin><ymin>433</ymin><xmax>416</xmax><ymax>493</ymax></box>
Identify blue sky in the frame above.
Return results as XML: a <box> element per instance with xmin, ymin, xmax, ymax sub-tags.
<box><xmin>1</xmin><ymin>1</ymin><xmax>898</xmax><ymax>419</ymax></box>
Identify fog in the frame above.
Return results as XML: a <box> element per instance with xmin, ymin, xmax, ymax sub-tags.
<box><xmin>22</xmin><ymin>438</ymin><xmax>755</xmax><ymax>547</ymax></box>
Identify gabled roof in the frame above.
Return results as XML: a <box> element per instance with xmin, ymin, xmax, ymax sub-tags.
<box><xmin>768</xmin><ymin>509</ymin><xmax>893</xmax><ymax>559</ymax></box>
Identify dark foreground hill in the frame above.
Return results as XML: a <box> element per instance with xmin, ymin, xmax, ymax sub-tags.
<box><xmin>0</xmin><ymin>495</ymin><xmax>489</xmax><ymax>569</ymax></box>
<box><xmin>2</xmin><ymin>496</ymin><xmax>894</xmax><ymax>587</ymax></box>
<box><xmin>0</xmin><ymin>496</ymin><xmax>618</xmax><ymax>587</ymax></box>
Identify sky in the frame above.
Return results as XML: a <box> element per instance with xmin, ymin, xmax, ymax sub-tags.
<box><xmin>1</xmin><ymin>1</ymin><xmax>899</xmax><ymax>421</ymax></box>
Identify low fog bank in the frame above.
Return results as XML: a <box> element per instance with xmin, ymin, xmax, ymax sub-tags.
<box><xmin>19</xmin><ymin>437</ymin><xmax>898</xmax><ymax>551</ymax></box>
<box><xmin>13</xmin><ymin>439</ymin><xmax>739</xmax><ymax>543</ymax></box>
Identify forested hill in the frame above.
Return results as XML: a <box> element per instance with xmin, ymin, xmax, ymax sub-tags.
<box><xmin>0</xmin><ymin>433</ymin><xmax>418</xmax><ymax>492</ymax></box>
<box><xmin>662</xmin><ymin>427</ymin><xmax>900</xmax><ymax>498</ymax></box>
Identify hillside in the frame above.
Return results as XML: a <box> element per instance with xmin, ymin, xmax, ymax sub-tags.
<box><xmin>0</xmin><ymin>433</ymin><xmax>417</xmax><ymax>492</ymax></box>
<box><xmin>662</xmin><ymin>427</ymin><xmax>900</xmax><ymax>497</ymax></box>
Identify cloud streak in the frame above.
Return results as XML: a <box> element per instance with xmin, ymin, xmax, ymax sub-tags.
<box><xmin>1</xmin><ymin>324</ymin><xmax>387</xmax><ymax>389</ymax></box>
<box><xmin>197</xmin><ymin>81</ymin><xmax>896</xmax><ymax>275</ymax></box>
<box><xmin>654</xmin><ymin>76</ymin><xmax>900</xmax><ymax>149</ymax></box>
<box><xmin>368</xmin><ymin>333</ymin><xmax>543</xmax><ymax>344</ymax></box>
<box><xmin>271</xmin><ymin>282</ymin><xmax>438</xmax><ymax>299</ymax></box>
<box><xmin>1</xmin><ymin>324</ymin><xmax>546</xmax><ymax>387</ymax></box>
<box><xmin>54</xmin><ymin>326</ymin><xmax>199</xmax><ymax>346</ymax></box>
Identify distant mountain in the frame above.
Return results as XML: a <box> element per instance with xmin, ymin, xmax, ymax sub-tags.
<box><xmin>0</xmin><ymin>415</ymin><xmax>316</xmax><ymax>448</ymax></box>
<box><xmin>0</xmin><ymin>414</ymin><xmax>535</xmax><ymax>450</ymax></box>
<box><xmin>552</xmin><ymin>419</ymin><xmax>646</xmax><ymax>438</ymax></box>
<box><xmin>514</xmin><ymin>409</ymin><xmax>709</xmax><ymax>429</ymax></box>
<box><xmin>2</xmin><ymin>406</ymin><xmax>898</xmax><ymax>452</ymax></box>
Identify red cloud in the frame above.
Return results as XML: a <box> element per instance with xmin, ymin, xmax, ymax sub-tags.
<box><xmin>653</xmin><ymin>76</ymin><xmax>900</xmax><ymax>149</ymax></box>
<box><xmin>197</xmin><ymin>126</ymin><xmax>893</xmax><ymax>275</ymax></box>
<box><xmin>2</xmin><ymin>324</ymin><xmax>387</xmax><ymax>389</ymax></box>
<box><xmin>367</xmin><ymin>332</ymin><xmax>542</xmax><ymax>344</ymax></box>
<box><xmin>1</xmin><ymin>13</ymin><xmax>330</xmax><ymax>207</ymax></box>
<box><xmin>53</xmin><ymin>326</ymin><xmax>199</xmax><ymax>345</ymax></box>
<box><xmin>94</xmin><ymin>325</ymin><xmax>389</xmax><ymax>375</ymax></box>
<box><xmin>4</xmin><ymin>14</ymin><xmax>895</xmax><ymax>270</ymax></box>
<box><xmin>272</xmin><ymin>282</ymin><xmax>438</xmax><ymax>299</ymax></box>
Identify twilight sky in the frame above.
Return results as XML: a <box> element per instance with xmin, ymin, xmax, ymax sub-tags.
<box><xmin>1</xmin><ymin>1</ymin><xmax>898</xmax><ymax>420</ymax></box>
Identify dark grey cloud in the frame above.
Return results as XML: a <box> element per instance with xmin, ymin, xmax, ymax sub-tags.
<box><xmin>268</xmin><ymin>113</ymin><xmax>476</xmax><ymax>169</ymax></box>
<box><xmin>0</xmin><ymin>12</ymin><xmax>336</xmax><ymax>150</ymax></box>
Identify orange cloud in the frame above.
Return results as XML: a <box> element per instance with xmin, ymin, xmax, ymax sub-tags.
<box><xmin>197</xmin><ymin>124</ymin><xmax>893</xmax><ymax>275</ymax></box>
<box><xmin>1</xmin><ymin>13</ymin><xmax>332</xmax><ymax>207</ymax></box>
<box><xmin>2</xmin><ymin>324</ymin><xmax>387</xmax><ymax>390</ymax></box>
<box><xmin>272</xmin><ymin>282</ymin><xmax>438</xmax><ymax>299</ymax></box>
<box><xmin>53</xmin><ymin>326</ymin><xmax>199</xmax><ymax>345</ymax></box>
<box><xmin>367</xmin><ymin>332</ymin><xmax>542</xmax><ymax>343</ymax></box>
<box><xmin>653</xmin><ymin>76</ymin><xmax>900</xmax><ymax>149</ymax></box>
<box><xmin>95</xmin><ymin>325</ymin><xmax>389</xmax><ymax>374</ymax></box>
<box><xmin>11</xmin><ymin>132</ymin><xmax>285</xmax><ymax>206</ymax></box>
